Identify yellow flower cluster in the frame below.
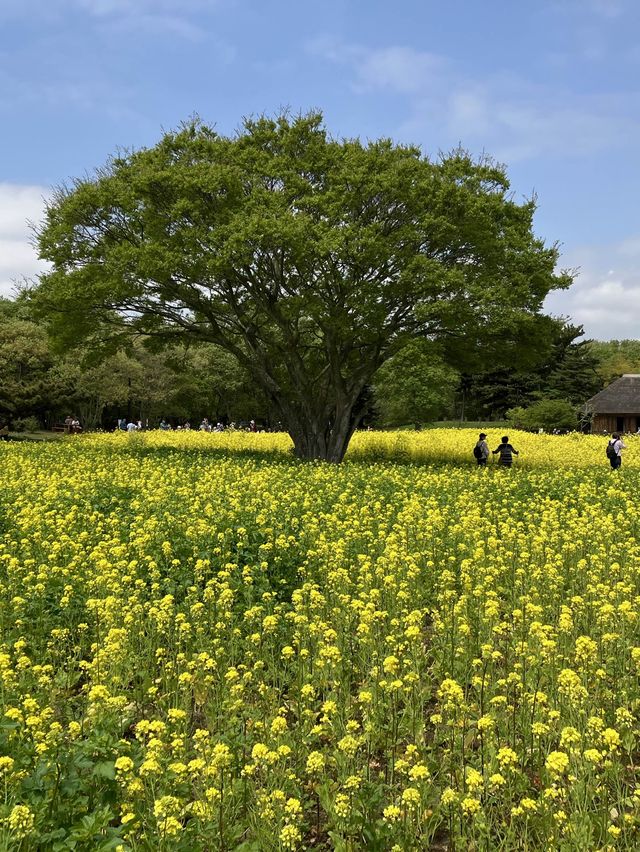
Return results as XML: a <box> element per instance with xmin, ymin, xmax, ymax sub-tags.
<box><xmin>0</xmin><ymin>429</ymin><xmax>639</xmax><ymax>849</ymax></box>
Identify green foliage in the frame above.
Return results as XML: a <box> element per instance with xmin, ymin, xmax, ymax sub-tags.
<box><xmin>373</xmin><ymin>340</ymin><xmax>458</xmax><ymax>426</ymax></box>
<box><xmin>32</xmin><ymin>111</ymin><xmax>569</xmax><ymax>460</ymax></box>
<box><xmin>12</xmin><ymin>416</ymin><xmax>41</xmax><ymax>433</ymax></box>
<box><xmin>543</xmin><ymin>323</ymin><xmax>602</xmax><ymax>403</ymax></box>
<box><xmin>587</xmin><ymin>339</ymin><xmax>640</xmax><ymax>385</ymax></box>
<box><xmin>458</xmin><ymin>321</ymin><xmax>603</xmax><ymax>420</ymax></box>
<box><xmin>0</xmin><ymin>299</ymin><xmax>64</xmax><ymax>425</ymax></box>
<box><xmin>507</xmin><ymin>398</ymin><xmax>578</xmax><ymax>432</ymax></box>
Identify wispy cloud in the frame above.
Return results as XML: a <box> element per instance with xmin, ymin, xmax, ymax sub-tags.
<box><xmin>0</xmin><ymin>0</ymin><xmax>221</xmax><ymax>39</ymax></box>
<box><xmin>309</xmin><ymin>36</ymin><xmax>640</xmax><ymax>162</ymax></box>
<box><xmin>587</xmin><ymin>0</ymin><xmax>626</xmax><ymax>18</ymax></box>
<box><xmin>352</xmin><ymin>46</ymin><xmax>447</xmax><ymax>95</ymax></box>
<box><xmin>546</xmin><ymin>0</ymin><xmax>627</xmax><ymax>19</ymax></box>
<box><xmin>74</xmin><ymin>0</ymin><xmax>213</xmax><ymax>40</ymax></box>
<box><xmin>75</xmin><ymin>0</ymin><xmax>208</xmax><ymax>13</ymax></box>
<box><xmin>0</xmin><ymin>185</ymin><xmax>50</xmax><ymax>297</ymax></box>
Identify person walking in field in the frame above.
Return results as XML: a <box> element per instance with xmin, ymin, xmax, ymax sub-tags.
<box><xmin>492</xmin><ymin>435</ymin><xmax>519</xmax><ymax>467</ymax></box>
<box><xmin>473</xmin><ymin>432</ymin><xmax>490</xmax><ymax>466</ymax></box>
<box><xmin>606</xmin><ymin>432</ymin><xmax>626</xmax><ymax>469</ymax></box>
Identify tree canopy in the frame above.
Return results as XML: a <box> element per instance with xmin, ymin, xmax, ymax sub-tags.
<box><xmin>33</xmin><ymin>111</ymin><xmax>570</xmax><ymax>460</ymax></box>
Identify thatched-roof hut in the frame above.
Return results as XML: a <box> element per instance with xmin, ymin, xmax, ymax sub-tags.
<box><xmin>585</xmin><ymin>374</ymin><xmax>640</xmax><ymax>433</ymax></box>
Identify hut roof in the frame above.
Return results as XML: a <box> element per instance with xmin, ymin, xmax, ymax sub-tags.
<box><xmin>586</xmin><ymin>374</ymin><xmax>640</xmax><ymax>413</ymax></box>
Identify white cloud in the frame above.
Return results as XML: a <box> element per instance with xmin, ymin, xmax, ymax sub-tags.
<box><xmin>0</xmin><ymin>185</ymin><xmax>51</xmax><ymax>298</ymax></box>
<box><xmin>545</xmin><ymin>239</ymin><xmax>640</xmax><ymax>340</ymax></box>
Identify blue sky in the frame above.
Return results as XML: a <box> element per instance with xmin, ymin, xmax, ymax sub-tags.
<box><xmin>1</xmin><ymin>0</ymin><xmax>639</xmax><ymax>339</ymax></box>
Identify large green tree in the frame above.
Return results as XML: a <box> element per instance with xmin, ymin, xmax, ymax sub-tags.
<box><xmin>33</xmin><ymin>112</ymin><xmax>569</xmax><ymax>461</ymax></box>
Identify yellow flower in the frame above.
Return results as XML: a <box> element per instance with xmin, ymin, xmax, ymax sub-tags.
<box><xmin>401</xmin><ymin>787</ymin><xmax>421</xmax><ymax>807</ymax></box>
<box><xmin>7</xmin><ymin>805</ymin><xmax>35</xmax><ymax>838</ymax></box>
<box><xmin>441</xmin><ymin>787</ymin><xmax>458</xmax><ymax>806</ymax></box>
<box><xmin>334</xmin><ymin>793</ymin><xmax>351</xmax><ymax>818</ymax></box>
<box><xmin>270</xmin><ymin>716</ymin><xmax>288</xmax><ymax>735</ymax></box>
<box><xmin>545</xmin><ymin>751</ymin><xmax>569</xmax><ymax>776</ymax></box>
<box><xmin>114</xmin><ymin>756</ymin><xmax>134</xmax><ymax>774</ymax></box>
<box><xmin>496</xmin><ymin>747</ymin><xmax>518</xmax><ymax>770</ymax></box>
<box><xmin>465</xmin><ymin>767</ymin><xmax>483</xmax><ymax>792</ymax></box>
<box><xmin>285</xmin><ymin>798</ymin><xmax>302</xmax><ymax>816</ymax></box>
<box><xmin>251</xmin><ymin>743</ymin><xmax>269</xmax><ymax>762</ymax></box>
<box><xmin>383</xmin><ymin>804</ymin><xmax>402</xmax><ymax>822</ymax></box>
<box><xmin>337</xmin><ymin>735</ymin><xmax>359</xmax><ymax>756</ymax></box>
<box><xmin>279</xmin><ymin>823</ymin><xmax>301</xmax><ymax>849</ymax></box>
<box><xmin>461</xmin><ymin>796</ymin><xmax>481</xmax><ymax>816</ymax></box>
<box><xmin>383</xmin><ymin>655</ymin><xmax>400</xmax><ymax>674</ymax></box>
<box><xmin>602</xmin><ymin>728</ymin><xmax>621</xmax><ymax>751</ymax></box>
<box><xmin>409</xmin><ymin>763</ymin><xmax>430</xmax><ymax>781</ymax></box>
<box><xmin>477</xmin><ymin>715</ymin><xmax>494</xmax><ymax>733</ymax></box>
<box><xmin>306</xmin><ymin>751</ymin><xmax>325</xmax><ymax>774</ymax></box>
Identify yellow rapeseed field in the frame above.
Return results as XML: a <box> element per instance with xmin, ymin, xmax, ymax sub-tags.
<box><xmin>0</xmin><ymin>429</ymin><xmax>639</xmax><ymax>850</ymax></box>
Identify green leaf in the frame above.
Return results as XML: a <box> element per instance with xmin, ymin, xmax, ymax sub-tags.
<box><xmin>92</xmin><ymin>761</ymin><xmax>116</xmax><ymax>780</ymax></box>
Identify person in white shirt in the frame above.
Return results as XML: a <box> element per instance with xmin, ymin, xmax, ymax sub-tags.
<box><xmin>608</xmin><ymin>432</ymin><xmax>626</xmax><ymax>469</ymax></box>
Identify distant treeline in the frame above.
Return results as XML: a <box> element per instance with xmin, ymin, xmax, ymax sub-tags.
<box><xmin>1</xmin><ymin>296</ymin><xmax>637</xmax><ymax>431</ymax></box>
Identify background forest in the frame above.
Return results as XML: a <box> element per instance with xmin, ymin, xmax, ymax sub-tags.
<box><xmin>1</xmin><ymin>295</ymin><xmax>637</xmax><ymax>433</ymax></box>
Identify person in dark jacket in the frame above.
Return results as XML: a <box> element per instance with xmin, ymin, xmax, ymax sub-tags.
<box><xmin>492</xmin><ymin>436</ymin><xmax>519</xmax><ymax>467</ymax></box>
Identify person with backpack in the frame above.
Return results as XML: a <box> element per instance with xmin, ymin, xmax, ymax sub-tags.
<box><xmin>606</xmin><ymin>432</ymin><xmax>626</xmax><ymax>469</ymax></box>
<box><xmin>473</xmin><ymin>433</ymin><xmax>490</xmax><ymax>466</ymax></box>
<box><xmin>492</xmin><ymin>436</ymin><xmax>519</xmax><ymax>468</ymax></box>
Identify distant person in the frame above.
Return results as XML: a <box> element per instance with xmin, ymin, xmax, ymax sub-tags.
<box><xmin>492</xmin><ymin>435</ymin><xmax>519</xmax><ymax>467</ymax></box>
<box><xmin>71</xmin><ymin>417</ymin><xmax>82</xmax><ymax>434</ymax></box>
<box><xmin>126</xmin><ymin>421</ymin><xmax>137</xmax><ymax>432</ymax></box>
<box><xmin>249</xmin><ymin>419</ymin><xmax>257</xmax><ymax>433</ymax></box>
<box><xmin>159</xmin><ymin>420</ymin><xmax>170</xmax><ymax>431</ymax></box>
<box><xmin>473</xmin><ymin>433</ymin><xmax>490</xmax><ymax>466</ymax></box>
<box><xmin>118</xmin><ymin>418</ymin><xmax>127</xmax><ymax>431</ymax></box>
<box><xmin>606</xmin><ymin>432</ymin><xmax>626</xmax><ymax>469</ymax></box>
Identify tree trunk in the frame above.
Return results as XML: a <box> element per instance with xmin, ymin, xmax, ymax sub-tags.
<box><xmin>286</xmin><ymin>398</ymin><xmax>363</xmax><ymax>463</ymax></box>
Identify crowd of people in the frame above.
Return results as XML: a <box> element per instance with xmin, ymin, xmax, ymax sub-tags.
<box><xmin>117</xmin><ymin>417</ymin><xmax>262</xmax><ymax>433</ymax></box>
